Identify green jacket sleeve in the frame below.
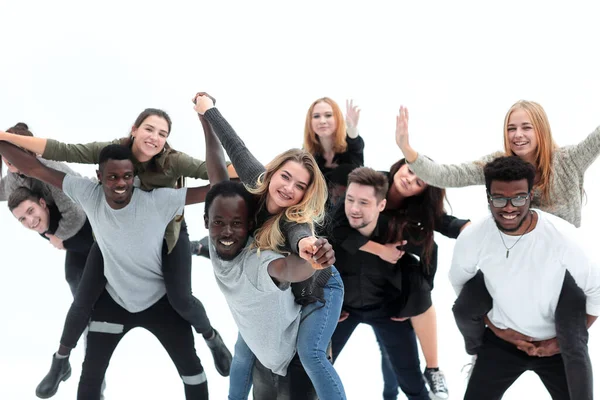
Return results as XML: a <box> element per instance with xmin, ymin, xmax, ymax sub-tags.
<box><xmin>42</xmin><ymin>139</ymin><xmax>114</xmax><ymax>164</ymax></box>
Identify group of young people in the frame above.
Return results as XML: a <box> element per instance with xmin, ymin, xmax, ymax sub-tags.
<box><xmin>0</xmin><ymin>93</ymin><xmax>598</xmax><ymax>400</ymax></box>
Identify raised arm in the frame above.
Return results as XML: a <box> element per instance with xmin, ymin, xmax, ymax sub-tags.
<box><xmin>194</xmin><ymin>93</ymin><xmax>229</xmax><ymax>185</ymax></box>
<box><xmin>194</xmin><ymin>98</ymin><xmax>266</xmax><ymax>186</ymax></box>
<box><xmin>394</xmin><ymin>106</ymin><xmax>499</xmax><ymax>188</ymax></box>
<box><xmin>562</xmin><ymin>126</ymin><xmax>600</xmax><ymax>173</ymax></box>
<box><xmin>0</xmin><ymin>142</ymin><xmax>65</xmax><ymax>190</ymax></box>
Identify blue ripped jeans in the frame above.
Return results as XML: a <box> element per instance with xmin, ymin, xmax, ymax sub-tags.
<box><xmin>228</xmin><ymin>267</ymin><xmax>346</xmax><ymax>400</ymax></box>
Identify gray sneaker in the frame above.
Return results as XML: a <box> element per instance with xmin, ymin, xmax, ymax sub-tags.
<box><xmin>191</xmin><ymin>237</ymin><xmax>210</xmax><ymax>259</ymax></box>
<box><xmin>423</xmin><ymin>368</ymin><xmax>449</xmax><ymax>400</ymax></box>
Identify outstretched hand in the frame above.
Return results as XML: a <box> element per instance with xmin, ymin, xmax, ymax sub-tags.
<box><xmin>345</xmin><ymin>99</ymin><xmax>361</xmax><ymax>131</ymax></box>
<box><xmin>192</xmin><ymin>92</ymin><xmax>216</xmax><ymax>115</ymax></box>
<box><xmin>298</xmin><ymin>236</ymin><xmax>336</xmax><ymax>269</ymax></box>
<box><xmin>395</xmin><ymin>106</ymin><xmax>410</xmax><ymax>150</ymax></box>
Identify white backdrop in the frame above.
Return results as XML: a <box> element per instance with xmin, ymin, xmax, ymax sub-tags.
<box><xmin>1</xmin><ymin>1</ymin><xmax>599</xmax><ymax>399</ymax></box>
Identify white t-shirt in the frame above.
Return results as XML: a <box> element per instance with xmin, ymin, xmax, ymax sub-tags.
<box><xmin>449</xmin><ymin>209</ymin><xmax>600</xmax><ymax>340</ymax></box>
<box><xmin>210</xmin><ymin>239</ymin><xmax>301</xmax><ymax>376</ymax></box>
<box><xmin>63</xmin><ymin>174</ymin><xmax>186</xmax><ymax>312</ymax></box>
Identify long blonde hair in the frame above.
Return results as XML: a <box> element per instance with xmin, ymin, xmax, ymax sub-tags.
<box><xmin>502</xmin><ymin>100</ymin><xmax>558</xmax><ymax>202</ymax></box>
<box><xmin>303</xmin><ymin>97</ymin><xmax>347</xmax><ymax>155</ymax></box>
<box><xmin>246</xmin><ymin>149</ymin><xmax>328</xmax><ymax>253</ymax></box>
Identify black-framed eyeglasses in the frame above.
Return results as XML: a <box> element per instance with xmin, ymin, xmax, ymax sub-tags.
<box><xmin>487</xmin><ymin>193</ymin><xmax>530</xmax><ymax>208</ymax></box>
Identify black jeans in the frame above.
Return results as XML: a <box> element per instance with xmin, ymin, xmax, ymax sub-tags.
<box><xmin>452</xmin><ymin>270</ymin><xmax>591</xmax><ymax>400</ymax></box>
<box><xmin>332</xmin><ymin>312</ymin><xmax>430</xmax><ymax>400</ymax></box>
<box><xmin>465</xmin><ymin>329</ymin><xmax>569</xmax><ymax>400</ymax></box>
<box><xmin>252</xmin><ymin>355</ymin><xmax>318</xmax><ymax>400</ymax></box>
<box><xmin>60</xmin><ymin>220</ymin><xmax>213</xmax><ymax>349</ymax></box>
<box><xmin>64</xmin><ymin>250</ymin><xmax>87</xmax><ymax>296</ymax></box>
<box><xmin>77</xmin><ymin>291</ymin><xmax>207</xmax><ymax>400</ymax></box>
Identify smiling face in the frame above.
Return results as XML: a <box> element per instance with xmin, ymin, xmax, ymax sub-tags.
<box><xmin>392</xmin><ymin>163</ymin><xmax>427</xmax><ymax>198</ymax></box>
<box><xmin>506</xmin><ymin>109</ymin><xmax>538</xmax><ymax>162</ymax></box>
<box><xmin>97</xmin><ymin>159</ymin><xmax>135</xmax><ymax>209</ymax></box>
<box><xmin>345</xmin><ymin>182</ymin><xmax>386</xmax><ymax>234</ymax></box>
<box><xmin>310</xmin><ymin>101</ymin><xmax>338</xmax><ymax>139</ymax></box>
<box><xmin>130</xmin><ymin>115</ymin><xmax>170</xmax><ymax>162</ymax></box>
<box><xmin>12</xmin><ymin>198</ymin><xmax>50</xmax><ymax>234</ymax></box>
<box><xmin>205</xmin><ymin>195</ymin><xmax>250</xmax><ymax>261</ymax></box>
<box><xmin>488</xmin><ymin>178</ymin><xmax>532</xmax><ymax>234</ymax></box>
<box><xmin>266</xmin><ymin>161</ymin><xmax>310</xmax><ymax>213</ymax></box>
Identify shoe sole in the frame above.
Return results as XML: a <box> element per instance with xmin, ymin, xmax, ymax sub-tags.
<box><xmin>35</xmin><ymin>368</ymin><xmax>72</xmax><ymax>399</ymax></box>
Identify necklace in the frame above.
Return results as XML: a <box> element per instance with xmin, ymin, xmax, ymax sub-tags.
<box><xmin>497</xmin><ymin>211</ymin><xmax>534</xmax><ymax>258</ymax></box>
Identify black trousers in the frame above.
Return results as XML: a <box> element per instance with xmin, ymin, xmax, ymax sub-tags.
<box><xmin>251</xmin><ymin>355</ymin><xmax>318</xmax><ymax>400</ymax></box>
<box><xmin>64</xmin><ymin>250</ymin><xmax>87</xmax><ymax>296</ymax></box>
<box><xmin>77</xmin><ymin>291</ymin><xmax>208</xmax><ymax>400</ymax></box>
<box><xmin>465</xmin><ymin>329</ymin><xmax>569</xmax><ymax>400</ymax></box>
<box><xmin>332</xmin><ymin>313</ymin><xmax>430</xmax><ymax>400</ymax></box>
<box><xmin>60</xmin><ymin>220</ymin><xmax>213</xmax><ymax>349</ymax></box>
<box><xmin>453</xmin><ymin>270</ymin><xmax>591</xmax><ymax>400</ymax></box>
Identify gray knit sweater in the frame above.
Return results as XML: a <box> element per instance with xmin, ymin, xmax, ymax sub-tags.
<box><xmin>0</xmin><ymin>158</ymin><xmax>86</xmax><ymax>240</ymax></box>
<box><xmin>408</xmin><ymin>126</ymin><xmax>600</xmax><ymax>228</ymax></box>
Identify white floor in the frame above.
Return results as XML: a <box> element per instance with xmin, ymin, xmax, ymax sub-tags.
<box><xmin>1</xmin><ymin>202</ymin><xmax>598</xmax><ymax>400</ymax></box>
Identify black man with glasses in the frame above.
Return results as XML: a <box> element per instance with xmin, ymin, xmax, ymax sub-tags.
<box><xmin>449</xmin><ymin>156</ymin><xmax>600</xmax><ymax>400</ymax></box>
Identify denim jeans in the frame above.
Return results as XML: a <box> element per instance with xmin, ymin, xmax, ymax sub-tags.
<box><xmin>228</xmin><ymin>267</ymin><xmax>346</xmax><ymax>399</ymax></box>
<box><xmin>297</xmin><ymin>267</ymin><xmax>346</xmax><ymax>399</ymax></box>
<box><xmin>452</xmin><ymin>270</ymin><xmax>592</xmax><ymax>400</ymax></box>
<box><xmin>332</xmin><ymin>312</ymin><xmax>429</xmax><ymax>400</ymax></box>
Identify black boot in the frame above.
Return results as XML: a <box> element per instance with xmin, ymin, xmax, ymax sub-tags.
<box><xmin>36</xmin><ymin>353</ymin><xmax>72</xmax><ymax>399</ymax></box>
<box><xmin>205</xmin><ymin>329</ymin><xmax>232</xmax><ymax>376</ymax></box>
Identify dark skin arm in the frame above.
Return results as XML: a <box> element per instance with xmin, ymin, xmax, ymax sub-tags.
<box><xmin>0</xmin><ymin>141</ymin><xmax>65</xmax><ymax>189</ymax></box>
<box><xmin>267</xmin><ymin>238</ymin><xmax>334</xmax><ymax>283</ymax></box>
<box><xmin>184</xmin><ymin>92</ymin><xmax>226</xmax><ymax>205</ymax></box>
<box><xmin>193</xmin><ymin>92</ymin><xmax>229</xmax><ymax>185</ymax></box>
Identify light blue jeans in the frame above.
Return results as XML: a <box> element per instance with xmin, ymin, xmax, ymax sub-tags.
<box><xmin>228</xmin><ymin>267</ymin><xmax>346</xmax><ymax>400</ymax></box>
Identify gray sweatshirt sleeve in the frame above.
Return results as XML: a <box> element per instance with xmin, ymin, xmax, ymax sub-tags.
<box><xmin>0</xmin><ymin>175</ymin><xmax>10</xmax><ymax>201</ymax></box>
<box><xmin>38</xmin><ymin>159</ymin><xmax>87</xmax><ymax>241</ymax></box>
<box><xmin>408</xmin><ymin>151</ymin><xmax>502</xmax><ymax>188</ymax></box>
<box><xmin>562</xmin><ymin>126</ymin><xmax>600</xmax><ymax>173</ymax></box>
<box><xmin>203</xmin><ymin>107</ymin><xmax>266</xmax><ymax>186</ymax></box>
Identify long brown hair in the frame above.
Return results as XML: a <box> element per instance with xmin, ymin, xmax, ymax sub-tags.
<box><xmin>502</xmin><ymin>100</ymin><xmax>558</xmax><ymax>202</ymax></box>
<box><xmin>386</xmin><ymin>158</ymin><xmax>446</xmax><ymax>267</ymax></box>
<box><xmin>303</xmin><ymin>97</ymin><xmax>347</xmax><ymax>156</ymax></box>
<box><xmin>246</xmin><ymin>149</ymin><xmax>328</xmax><ymax>253</ymax></box>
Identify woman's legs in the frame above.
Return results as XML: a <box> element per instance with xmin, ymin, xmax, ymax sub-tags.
<box><xmin>37</xmin><ymin>242</ymin><xmax>106</xmax><ymax>398</ymax></box>
<box><xmin>296</xmin><ymin>267</ymin><xmax>347</xmax><ymax>400</ymax></box>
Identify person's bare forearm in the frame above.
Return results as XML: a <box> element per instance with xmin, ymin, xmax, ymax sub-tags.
<box><xmin>0</xmin><ymin>141</ymin><xmax>64</xmax><ymax>189</ymax></box>
<box><xmin>268</xmin><ymin>255</ymin><xmax>316</xmax><ymax>284</ymax></box>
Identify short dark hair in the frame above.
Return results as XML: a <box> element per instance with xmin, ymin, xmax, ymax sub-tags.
<box><xmin>8</xmin><ymin>186</ymin><xmax>43</xmax><ymax>212</ymax></box>
<box><xmin>484</xmin><ymin>156</ymin><xmax>536</xmax><ymax>193</ymax></box>
<box><xmin>98</xmin><ymin>144</ymin><xmax>134</xmax><ymax>171</ymax></box>
<box><xmin>204</xmin><ymin>181</ymin><xmax>256</xmax><ymax>220</ymax></box>
<box><xmin>347</xmin><ymin>167</ymin><xmax>389</xmax><ymax>201</ymax></box>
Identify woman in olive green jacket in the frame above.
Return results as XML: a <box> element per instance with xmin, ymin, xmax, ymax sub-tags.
<box><xmin>0</xmin><ymin>107</ymin><xmax>234</xmax><ymax>397</ymax></box>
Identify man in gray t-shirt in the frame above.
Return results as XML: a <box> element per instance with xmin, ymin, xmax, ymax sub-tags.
<box><xmin>203</xmin><ymin>180</ymin><xmax>335</xmax><ymax>398</ymax></box>
<box><xmin>0</xmin><ymin>142</ymin><xmax>213</xmax><ymax>400</ymax></box>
